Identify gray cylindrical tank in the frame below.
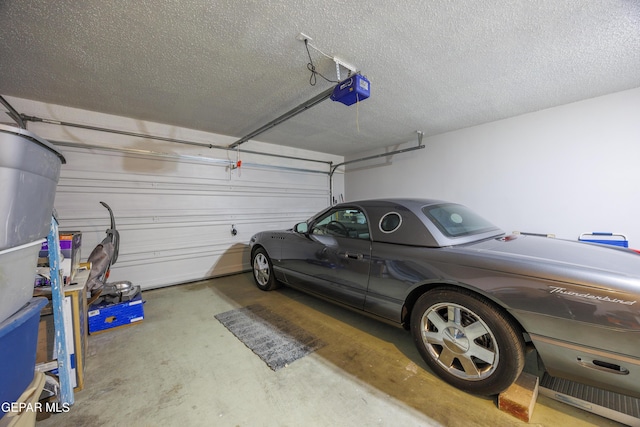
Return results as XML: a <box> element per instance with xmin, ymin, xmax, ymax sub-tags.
<box><xmin>0</xmin><ymin>124</ymin><xmax>66</xmax><ymax>250</ymax></box>
<box><xmin>0</xmin><ymin>124</ymin><xmax>66</xmax><ymax>323</ymax></box>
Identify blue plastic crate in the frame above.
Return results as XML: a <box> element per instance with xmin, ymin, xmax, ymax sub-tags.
<box><xmin>579</xmin><ymin>232</ymin><xmax>629</xmax><ymax>248</ymax></box>
<box><xmin>0</xmin><ymin>297</ymin><xmax>48</xmax><ymax>419</ymax></box>
<box><xmin>88</xmin><ymin>292</ymin><xmax>144</xmax><ymax>334</ymax></box>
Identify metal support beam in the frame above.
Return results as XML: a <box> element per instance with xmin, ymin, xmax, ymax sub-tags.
<box><xmin>329</xmin><ymin>131</ymin><xmax>426</xmax><ymax>203</ymax></box>
<box><xmin>21</xmin><ymin>115</ymin><xmax>228</xmax><ymax>150</ymax></box>
<box><xmin>19</xmin><ymin>114</ymin><xmax>333</xmax><ymax>166</ymax></box>
<box><xmin>51</xmin><ymin>140</ymin><xmax>331</xmax><ymax>175</ymax></box>
<box><xmin>330</xmin><ymin>131</ymin><xmax>425</xmax><ymax>175</ymax></box>
<box><xmin>228</xmin><ymin>85</ymin><xmax>335</xmax><ymax>149</ymax></box>
<box><xmin>0</xmin><ymin>95</ymin><xmax>26</xmax><ymax>129</ymax></box>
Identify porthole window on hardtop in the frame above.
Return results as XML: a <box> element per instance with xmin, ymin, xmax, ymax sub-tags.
<box><xmin>379</xmin><ymin>212</ymin><xmax>402</xmax><ymax>233</ymax></box>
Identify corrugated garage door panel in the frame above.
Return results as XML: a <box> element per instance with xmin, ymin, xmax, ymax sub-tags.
<box><xmin>53</xmin><ymin>146</ymin><xmax>332</xmax><ymax>289</ymax></box>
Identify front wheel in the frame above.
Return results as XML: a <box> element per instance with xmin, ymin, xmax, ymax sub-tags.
<box><xmin>410</xmin><ymin>288</ymin><xmax>525</xmax><ymax>396</ymax></box>
<box><xmin>251</xmin><ymin>247</ymin><xmax>280</xmax><ymax>291</ymax></box>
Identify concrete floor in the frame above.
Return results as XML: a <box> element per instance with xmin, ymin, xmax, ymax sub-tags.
<box><xmin>38</xmin><ymin>273</ymin><xmax>624</xmax><ymax>427</ymax></box>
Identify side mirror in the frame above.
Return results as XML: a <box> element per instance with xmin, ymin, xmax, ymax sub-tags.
<box><xmin>294</xmin><ymin>222</ymin><xmax>309</xmax><ymax>234</ymax></box>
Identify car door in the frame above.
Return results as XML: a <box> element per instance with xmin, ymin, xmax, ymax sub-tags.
<box><xmin>280</xmin><ymin>207</ymin><xmax>372</xmax><ymax>309</ymax></box>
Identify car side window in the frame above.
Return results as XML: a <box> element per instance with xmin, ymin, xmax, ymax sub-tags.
<box><xmin>311</xmin><ymin>208</ymin><xmax>370</xmax><ymax>240</ymax></box>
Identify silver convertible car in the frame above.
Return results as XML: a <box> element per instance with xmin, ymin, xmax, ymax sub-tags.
<box><xmin>249</xmin><ymin>198</ymin><xmax>640</xmax><ymax>397</ymax></box>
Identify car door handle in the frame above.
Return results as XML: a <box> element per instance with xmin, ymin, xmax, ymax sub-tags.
<box><xmin>344</xmin><ymin>252</ymin><xmax>363</xmax><ymax>260</ymax></box>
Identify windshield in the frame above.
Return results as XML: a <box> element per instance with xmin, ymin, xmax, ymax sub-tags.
<box><xmin>422</xmin><ymin>203</ymin><xmax>498</xmax><ymax>238</ymax></box>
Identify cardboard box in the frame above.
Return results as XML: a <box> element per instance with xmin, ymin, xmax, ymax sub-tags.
<box><xmin>88</xmin><ymin>292</ymin><xmax>144</xmax><ymax>334</ymax></box>
<box><xmin>36</xmin><ymin>310</ymin><xmax>55</xmax><ymax>364</ymax></box>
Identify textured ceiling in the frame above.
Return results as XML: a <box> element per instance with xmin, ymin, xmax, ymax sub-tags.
<box><xmin>1</xmin><ymin>0</ymin><xmax>639</xmax><ymax>156</ymax></box>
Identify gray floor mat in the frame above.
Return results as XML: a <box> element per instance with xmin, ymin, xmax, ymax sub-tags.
<box><xmin>215</xmin><ymin>304</ymin><xmax>325</xmax><ymax>371</ymax></box>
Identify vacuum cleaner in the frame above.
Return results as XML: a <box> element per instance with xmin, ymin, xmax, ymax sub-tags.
<box><xmin>86</xmin><ymin>202</ymin><xmax>139</xmax><ymax>304</ymax></box>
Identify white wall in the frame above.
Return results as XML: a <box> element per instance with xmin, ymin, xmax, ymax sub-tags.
<box><xmin>6</xmin><ymin>97</ymin><xmax>343</xmax><ymax>289</ymax></box>
<box><xmin>344</xmin><ymin>87</ymin><xmax>640</xmax><ymax>246</ymax></box>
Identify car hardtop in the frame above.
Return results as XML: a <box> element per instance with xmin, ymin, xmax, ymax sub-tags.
<box><xmin>308</xmin><ymin>198</ymin><xmax>505</xmax><ymax>247</ymax></box>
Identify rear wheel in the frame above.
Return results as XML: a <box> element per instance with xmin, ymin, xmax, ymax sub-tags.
<box><xmin>251</xmin><ymin>247</ymin><xmax>280</xmax><ymax>291</ymax></box>
<box><xmin>410</xmin><ymin>288</ymin><xmax>525</xmax><ymax>395</ymax></box>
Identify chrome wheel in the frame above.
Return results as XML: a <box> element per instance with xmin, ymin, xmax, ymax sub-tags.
<box><xmin>253</xmin><ymin>252</ymin><xmax>270</xmax><ymax>286</ymax></box>
<box><xmin>420</xmin><ymin>302</ymin><xmax>498</xmax><ymax>381</ymax></box>
<box><xmin>410</xmin><ymin>288</ymin><xmax>525</xmax><ymax>395</ymax></box>
<box><xmin>251</xmin><ymin>247</ymin><xmax>279</xmax><ymax>291</ymax></box>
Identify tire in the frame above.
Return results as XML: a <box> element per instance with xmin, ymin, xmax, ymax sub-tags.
<box><xmin>251</xmin><ymin>247</ymin><xmax>280</xmax><ymax>291</ymax></box>
<box><xmin>410</xmin><ymin>288</ymin><xmax>525</xmax><ymax>396</ymax></box>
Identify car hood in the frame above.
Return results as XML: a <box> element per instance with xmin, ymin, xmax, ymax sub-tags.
<box><xmin>460</xmin><ymin>234</ymin><xmax>640</xmax><ymax>292</ymax></box>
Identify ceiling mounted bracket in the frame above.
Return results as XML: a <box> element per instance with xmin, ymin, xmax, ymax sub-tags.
<box><xmin>333</xmin><ymin>56</ymin><xmax>357</xmax><ymax>81</ymax></box>
<box><xmin>296</xmin><ymin>33</ymin><xmax>358</xmax><ymax>81</ymax></box>
<box><xmin>328</xmin><ymin>130</ymin><xmax>427</xmax><ymax>204</ymax></box>
<box><xmin>330</xmin><ymin>130</ymin><xmax>426</xmax><ymax>175</ymax></box>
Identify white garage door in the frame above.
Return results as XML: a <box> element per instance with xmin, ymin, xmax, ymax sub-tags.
<box><xmin>52</xmin><ymin>143</ymin><xmax>335</xmax><ymax>290</ymax></box>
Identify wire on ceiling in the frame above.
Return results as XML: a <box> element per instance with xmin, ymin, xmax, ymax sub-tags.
<box><xmin>304</xmin><ymin>39</ymin><xmax>339</xmax><ymax>86</ymax></box>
